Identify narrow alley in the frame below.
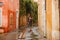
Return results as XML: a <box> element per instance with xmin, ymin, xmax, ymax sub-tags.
<box><xmin>18</xmin><ymin>27</ymin><xmax>47</xmax><ymax>40</ymax></box>
<box><xmin>0</xmin><ymin>0</ymin><xmax>60</xmax><ymax>40</ymax></box>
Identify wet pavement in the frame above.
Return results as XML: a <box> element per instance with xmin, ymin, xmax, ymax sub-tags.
<box><xmin>18</xmin><ymin>27</ymin><xmax>47</xmax><ymax>40</ymax></box>
<box><xmin>0</xmin><ymin>27</ymin><xmax>47</xmax><ymax>40</ymax></box>
<box><xmin>0</xmin><ymin>30</ymin><xmax>17</xmax><ymax>40</ymax></box>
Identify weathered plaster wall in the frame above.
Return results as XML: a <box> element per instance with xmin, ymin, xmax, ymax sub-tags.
<box><xmin>38</xmin><ymin>0</ymin><xmax>44</xmax><ymax>36</ymax></box>
<box><xmin>52</xmin><ymin>0</ymin><xmax>59</xmax><ymax>40</ymax></box>
<box><xmin>46</xmin><ymin>0</ymin><xmax>52</xmax><ymax>40</ymax></box>
<box><xmin>38</xmin><ymin>0</ymin><xmax>59</xmax><ymax>40</ymax></box>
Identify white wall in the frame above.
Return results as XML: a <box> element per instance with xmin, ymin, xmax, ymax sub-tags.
<box><xmin>52</xmin><ymin>0</ymin><xmax>59</xmax><ymax>40</ymax></box>
<box><xmin>0</xmin><ymin>8</ymin><xmax>2</xmax><ymax>27</ymax></box>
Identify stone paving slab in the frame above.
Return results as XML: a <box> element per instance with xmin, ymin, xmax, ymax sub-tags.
<box><xmin>18</xmin><ymin>27</ymin><xmax>47</xmax><ymax>40</ymax></box>
<box><xmin>0</xmin><ymin>31</ymin><xmax>18</xmax><ymax>40</ymax></box>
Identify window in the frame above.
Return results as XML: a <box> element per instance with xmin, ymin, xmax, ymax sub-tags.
<box><xmin>0</xmin><ymin>8</ymin><xmax>2</xmax><ymax>27</ymax></box>
<box><xmin>10</xmin><ymin>13</ymin><xmax>13</xmax><ymax>26</ymax></box>
<box><xmin>0</xmin><ymin>2</ymin><xmax>3</xmax><ymax>7</ymax></box>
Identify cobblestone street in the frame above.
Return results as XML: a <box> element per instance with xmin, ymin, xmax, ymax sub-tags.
<box><xmin>18</xmin><ymin>27</ymin><xmax>47</xmax><ymax>40</ymax></box>
<box><xmin>0</xmin><ymin>27</ymin><xmax>47</xmax><ymax>40</ymax></box>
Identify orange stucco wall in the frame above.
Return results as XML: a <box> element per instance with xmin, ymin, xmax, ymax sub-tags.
<box><xmin>0</xmin><ymin>0</ymin><xmax>9</xmax><ymax>32</ymax></box>
<box><xmin>0</xmin><ymin>0</ymin><xmax>19</xmax><ymax>33</ymax></box>
<box><xmin>46</xmin><ymin>0</ymin><xmax>52</xmax><ymax>40</ymax></box>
